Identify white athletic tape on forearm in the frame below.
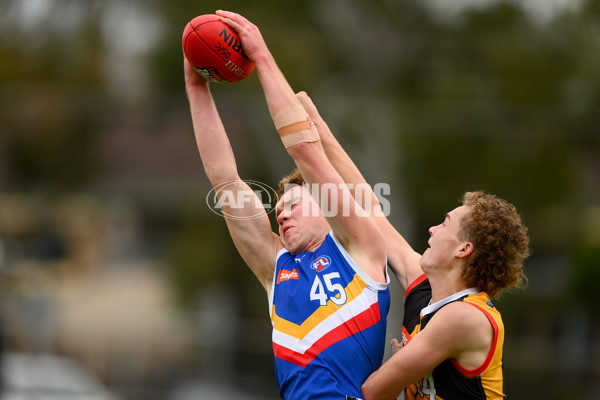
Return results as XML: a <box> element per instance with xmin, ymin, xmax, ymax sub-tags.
<box><xmin>274</xmin><ymin>103</ymin><xmax>319</xmax><ymax>148</ymax></box>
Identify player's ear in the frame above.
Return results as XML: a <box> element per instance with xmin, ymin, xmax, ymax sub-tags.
<box><xmin>456</xmin><ymin>241</ymin><xmax>474</xmax><ymax>258</ymax></box>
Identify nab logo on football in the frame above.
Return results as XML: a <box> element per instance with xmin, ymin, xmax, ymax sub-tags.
<box><xmin>311</xmin><ymin>256</ymin><xmax>331</xmax><ymax>272</ymax></box>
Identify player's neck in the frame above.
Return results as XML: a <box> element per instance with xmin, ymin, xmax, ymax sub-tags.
<box><xmin>289</xmin><ymin>234</ymin><xmax>327</xmax><ymax>256</ymax></box>
<box><xmin>428</xmin><ymin>270</ymin><xmax>468</xmax><ymax>304</ymax></box>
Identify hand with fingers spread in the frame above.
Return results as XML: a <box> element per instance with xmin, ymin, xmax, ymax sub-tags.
<box><xmin>216</xmin><ymin>10</ymin><xmax>269</xmax><ymax>64</ymax></box>
<box><xmin>196</xmin><ymin>10</ymin><xmax>391</xmax><ymax>400</ymax></box>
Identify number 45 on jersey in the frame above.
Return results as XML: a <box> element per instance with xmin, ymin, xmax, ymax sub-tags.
<box><xmin>310</xmin><ymin>273</ymin><xmax>347</xmax><ymax>306</ymax></box>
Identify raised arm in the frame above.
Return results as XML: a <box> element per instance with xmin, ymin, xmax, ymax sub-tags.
<box><xmin>296</xmin><ymin>92</ymin><xmax>423</xmax><ymax>292</ymax></box>
<box><xmin>184</xmin><ymin>58</ymin><xmax>282</xmax><ymax>293</ymax></box>
<box><xmin>217</xmin><ymin>11</ymin><xmax>387</xmax><ymax>283</ymax></box>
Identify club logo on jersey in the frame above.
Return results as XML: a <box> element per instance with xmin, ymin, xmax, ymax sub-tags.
<box><xmin>311</xmin><ymin>256</ymin><xmax>331</xmax><ymax>272</ymax></box>
<box><xmin>277</xmin><ymin>269</ymin><xmax>299</xmax><ymax>284</ymax></box>
<box><xmin>487</xmin><ymin>300</ymin><xmax>495</xmax><ymax>308</ymax></box>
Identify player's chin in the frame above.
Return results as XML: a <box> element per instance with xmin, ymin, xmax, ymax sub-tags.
<box><xmin>286</xmin><ymin>241</ymin><xmax>297</xmax><ymax>254</ymax></box>
<box><xmin>285</xmin><ymin>240</ymin><xmax>302</xmax><ymax>256</ymax></box>
<box><xmin>280</xmin><ymin>236</ymin><xmax>292</xmax><ymax>251</ymax></box>
<box><xmin>419</xmin><ymin>250</ymin><xmax>431</xmax><ymax>268</ymax></box>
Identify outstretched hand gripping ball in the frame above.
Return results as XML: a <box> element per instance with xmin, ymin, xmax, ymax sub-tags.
<box><xmin>182</xmin><ymin>14</ymin><xmax>255</xmax><ymax>83</ymax></box>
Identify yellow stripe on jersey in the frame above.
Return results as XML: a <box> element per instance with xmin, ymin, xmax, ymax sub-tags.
<box><xmin>271</xmin><ymin>274</ymin><xmax>368</xmax><ymax>340</ymax></box>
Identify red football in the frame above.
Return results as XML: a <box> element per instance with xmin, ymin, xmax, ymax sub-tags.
<box><xmin>182</xmin><ymin>14</ymin><xmax>255</xmax><ymax>83</ymax></box>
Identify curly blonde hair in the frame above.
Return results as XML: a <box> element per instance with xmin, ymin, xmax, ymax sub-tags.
<box><xmin>459</xmin><ymin>191</ymin><xmax>530</xmax><ymax>299</ymax></box>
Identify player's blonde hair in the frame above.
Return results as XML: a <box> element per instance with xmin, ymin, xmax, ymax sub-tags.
<box><xmin>459</xmin><ymin>191</ymin><xmax>530</xmax><ymax>299</ymax></box>
<box><xmin>276</xmin><ymin>168</ymin><xmax>305</xmax><ymax>198</ymax></box>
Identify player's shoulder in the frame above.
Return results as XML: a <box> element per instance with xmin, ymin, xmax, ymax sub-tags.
<box><xmin>441</xmin><ymin>299</ymin><xmax>488</xmax><ymax>322</ymax></box>
<box><xmin>431</xmin><ymin>301</ymin><xmax>492</xmax><ymax>343</ymax></box>
<box><xmin>409</xmin><ymin>300</ymin><xmax>490</xmax><ymax>362</ymax></box>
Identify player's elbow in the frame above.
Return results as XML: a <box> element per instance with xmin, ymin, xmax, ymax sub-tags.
<box><xmin>361</xmin><ymin>381</ymin><xmax>377</xmax><ymax>400</ymax></box>
<box><xmin>361</xmin><ymin>375</ymin><xmax>393</xmax><ymax>400</ymax></box>
<box><xmin>361</xmin><ymin>373</ymin><xmax>382</xmax><ymax>400</ymax></box>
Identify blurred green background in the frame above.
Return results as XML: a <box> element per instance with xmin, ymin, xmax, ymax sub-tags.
<box><xmin>1</xmin><ymin>0</ymin><xmax>599</xmax><ymax>399</ymax></box>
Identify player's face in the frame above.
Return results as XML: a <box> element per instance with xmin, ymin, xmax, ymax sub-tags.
<box><xmin>421</xmin><ymin>205</ymin><xmax>471</xmax><ymax>273</ymax></box>
<box><xmin>276</xmin><ymin>185</ymin><xmax>329</xmax><ymax>255</ymax></box>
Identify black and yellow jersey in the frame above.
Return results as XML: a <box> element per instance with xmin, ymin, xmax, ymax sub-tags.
<box><xmin>401</xmin><ymin>274</ymin><xmax>505</xmax><ymax>400</ymax></box>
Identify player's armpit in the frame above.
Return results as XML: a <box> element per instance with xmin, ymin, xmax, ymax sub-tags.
<box><xmin>217</xmin><ymin>181</ymin><xmax>283</xmax><ymax>293</ymax></box>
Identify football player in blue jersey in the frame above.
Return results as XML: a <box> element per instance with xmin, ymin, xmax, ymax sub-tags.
<box><xmin>185</xmin><ymin>10</ymin><xmax>391</xmax><ymax>400</ymax></box>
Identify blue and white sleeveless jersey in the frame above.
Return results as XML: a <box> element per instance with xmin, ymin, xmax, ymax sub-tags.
<box><xmin>269</xmin><ymin>231</ymin><xmax>390</xmax><ymax>399</ymax></box>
